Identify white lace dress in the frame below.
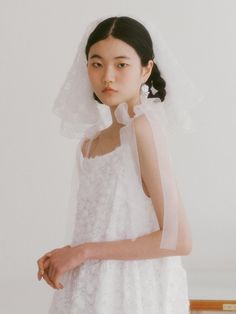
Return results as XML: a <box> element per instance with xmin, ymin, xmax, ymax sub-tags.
<box><xmin>48</xmin><ymin>139</ymin><xmax>190</xmax><ymax>313</ymax></box>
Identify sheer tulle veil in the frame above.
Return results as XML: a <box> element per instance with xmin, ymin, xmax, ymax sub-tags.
<box><xmin>52</xmin><ymin>14</ymin><xmax>205</xmax><ymax>250</ymax></box>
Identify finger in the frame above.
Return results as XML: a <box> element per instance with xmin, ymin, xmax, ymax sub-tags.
<box><xmin>45</xmin><ymin>263</ymin><xmax>62</xmax><ymax>290</ymax></box>
<box><xmin>47</xmin><ymin>264</ymin><xmax>64</xmax><ymax>290</ymax></box>
<box><xmin>48</xmin><ymin>264</ymin><xmax>61</xmax><ymax>289</ymax></box>
<box><xmin>38</xmin><ymin>268</ymin><xmax>43</xmax><ymax>281</ymax></box>
<box><xmin>38</xmin><ymin>257</ymin><xmax>51</xmax><ymax>280</ymax></box>
<box><xmin>37</xmin><ymin>255</ymin><xmax>49</xmax><ymax>274</ymax></box>
<box><xmin>48</xmin><ymin>264</ymin><xmax>54</xmax><ymax>281</ymax></box>
<box><xmin>43</xmin><ymin>258</ymin><xmax>51</xmax><ymax>270</ymax></box>
<box><xmin>37</xmin><ymin>248</ymin><xmax>58</xmax><ymax>268</ymax></box>
<box><xmin>53</xmin><ymin>273</ymin><xmax>63</xmax><ymax>290</ymax></box>
<box><xmin>42</xmin><ymin>270</ymin><xmax>57</xmax><ymax>289</ymax></box>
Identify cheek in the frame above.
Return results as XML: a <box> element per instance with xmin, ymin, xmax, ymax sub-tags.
<box><xmin>87</xmin><ymin>70</ymin><xmax>99</xmax><ymax>87</ymax></box>
<box><xmin>121</xmin><ymin>71</ymin><xmax>142</xmax><ymax>89</ymax></box>
<box><xmin>122</xmin><ymin>67</ymin><xmax>141</xmax><ymax>81</ymax></box>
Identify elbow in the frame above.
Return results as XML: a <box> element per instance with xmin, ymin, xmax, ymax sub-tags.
<box><xmin>178</xmin><ymin>230</ymin><xmax>192</xmax><ymax>256</ymax></box>
<box><xmin>181</xmin><ymin>238</ymin><xmax>192</xmax><ymax>255</ymax></box>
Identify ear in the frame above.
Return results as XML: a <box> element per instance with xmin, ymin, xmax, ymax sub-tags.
<box><xmin>141</xmin><ymin>60</ymin><xmax>154</xmax><ymax>83</ymax></box>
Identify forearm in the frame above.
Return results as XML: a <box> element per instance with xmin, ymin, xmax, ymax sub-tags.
<box><xmin>81</xmin><ymin>229</ymin><xmax>191</xmax><ymax>262</ymax></box>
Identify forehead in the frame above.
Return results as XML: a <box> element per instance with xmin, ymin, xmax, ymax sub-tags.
<box><xmin>88</xmin><ymin>36</ymin><xmax>139</xmax><ymax>60</ymax></box>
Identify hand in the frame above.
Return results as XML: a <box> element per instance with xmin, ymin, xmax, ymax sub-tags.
<box><xmin>37</xmin><ymin>244</ymin><xmax>86</xmax><ymax>289</ymax></box>
<box><xmin>37</xmin><ymin>248</ymin><xmax>60</xmax><ymax>289</ymax></box>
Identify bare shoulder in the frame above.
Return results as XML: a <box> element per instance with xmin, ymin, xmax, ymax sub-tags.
<box><xmin>133</xmin><ymin>114</ymin><xmax>154</xmax><ymax>152</ymax></box>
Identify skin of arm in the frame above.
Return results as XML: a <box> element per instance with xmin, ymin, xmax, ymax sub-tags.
<box><xmin>80</xmin><ymin>228</ymin><xmax>191</xmax><ymax>263</ymax></box>
<box><xmin>77</xmin><ymin>114</ymin><xmax>192</xmax><ymax>263</ymax></box>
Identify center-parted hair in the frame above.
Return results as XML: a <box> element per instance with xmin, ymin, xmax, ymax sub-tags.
<box><xmin>85</xmin><ymin>16</ymin><xmax>166</xmax><ymax>103</ymax></box>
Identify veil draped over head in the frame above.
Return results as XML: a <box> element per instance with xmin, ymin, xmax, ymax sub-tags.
<box><xmin>52</xmin><ymin>15</ymin><xmax>205</xmax><ymax>251</ymax></box>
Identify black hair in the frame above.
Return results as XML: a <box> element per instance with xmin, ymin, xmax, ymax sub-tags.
<box><xmin>85</xmin><ymin>16</ymin><xmax>166</xmax><ymax>103</ymax></box>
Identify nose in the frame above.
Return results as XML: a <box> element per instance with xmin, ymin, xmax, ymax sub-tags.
<box><xmin>103</xmin><ymin>65</ymin><xmax>115</xmax><ymax>85</ymax></box>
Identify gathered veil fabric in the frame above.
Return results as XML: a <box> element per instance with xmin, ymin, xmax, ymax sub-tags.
<box><xmin>52</xmin><ymin>14</ymin><xmax>204</xmax><ymax>252</ymax></box>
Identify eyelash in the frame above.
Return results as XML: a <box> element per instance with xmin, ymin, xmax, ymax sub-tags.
<box><xmin>92</xmin><ymin>62</ymin><xmax>128</xmax><ymax>68</ymax></box>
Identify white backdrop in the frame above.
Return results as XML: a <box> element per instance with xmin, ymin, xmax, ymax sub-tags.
<box><xmin>0</xmin><ymin>0</ymin><xmax>235</xmax><ymax>313</ymax></box>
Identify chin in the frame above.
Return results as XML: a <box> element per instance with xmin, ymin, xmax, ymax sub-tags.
<box><xmin>100</xmin><ymin>97</ymin><xmax>126</xmax><ymax>107</ymax></box>
<box><xmin>102</xmin><ymin>101</ymin><xmax>122</xmax><ymax>108</ymax></box>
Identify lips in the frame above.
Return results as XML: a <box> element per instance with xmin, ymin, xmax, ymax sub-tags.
<box><xmin>102</xmin><ymin>87</ymin><xmax>117</xmax><ymax>92</ymax></box>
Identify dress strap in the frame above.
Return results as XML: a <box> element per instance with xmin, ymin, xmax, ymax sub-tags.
<box><xmin>83</xmin><ymin>130</ymin><xmax>101</xmax><ymax>158</ymax></box>
<box><xmin>82</xmin><ymin>127</ymin><xmax>101</xmax><ymax>158</ymax></box>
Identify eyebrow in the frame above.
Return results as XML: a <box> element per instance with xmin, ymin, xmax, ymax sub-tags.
<box><xmin>89</xmin><ymin>54</ymin><xmax>130</xmax><ymax>60</ymax></box>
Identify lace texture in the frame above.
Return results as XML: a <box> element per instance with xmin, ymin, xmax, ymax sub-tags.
<box><xmin>49</xmin><ymin>144</ymin><xmax>190</xmax><ymax>314</ymax></box>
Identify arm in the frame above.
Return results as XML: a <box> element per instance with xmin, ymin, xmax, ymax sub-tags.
<box><xmin>81</xmin><ymin>228</ymin><xmax>191</xmax><ymax>263</ymax></box>
<box><xmin>79</xmin><ymin>114</ymin><xmax>192</xmax><ymax>262</ymax></box>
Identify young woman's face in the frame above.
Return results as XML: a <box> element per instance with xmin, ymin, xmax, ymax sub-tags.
<box><xmin>87</xmin><ymin>35</ymin><xmax>152</xmax><ymax>108</ymax></box>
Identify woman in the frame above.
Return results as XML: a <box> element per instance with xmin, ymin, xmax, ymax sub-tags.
<box><xmin>37</xmin><ymin>16</ymin><xmax>193</xmax><ymax>313</ymax></box>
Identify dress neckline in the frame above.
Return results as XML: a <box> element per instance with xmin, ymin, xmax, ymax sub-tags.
<box><xmin>83</xmin><ymin>126</ymin><xmax>123</xmax><ymax>161</ymax></box>
<box><xmin>83</xmin><ymin>144</ymin><xmax>122</xmax><ymax>162</ymax></box>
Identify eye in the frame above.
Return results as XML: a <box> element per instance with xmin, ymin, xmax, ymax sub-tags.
<box><xmin>91</xmin><ymin>62</ymin><xmax>102</xmax><ymax>68</ymax></box>
<box><xmin>117</xmin><ymin>63</ymin><xmax>129</xmax><ymax>68</ymax></box>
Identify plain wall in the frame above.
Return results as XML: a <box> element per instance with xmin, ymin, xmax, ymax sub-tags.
<box><xmin>0</xmin><ymin>0</ymin><xmax>235</xmax><ymax>313</ymax></box>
